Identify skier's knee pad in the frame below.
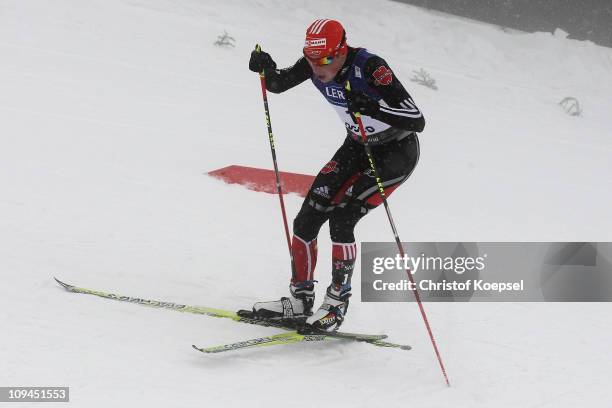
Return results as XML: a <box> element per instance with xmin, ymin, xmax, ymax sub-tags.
<box><xmin>329</xmin><ymin>201</ymin><xmax>366</xmax><ymax>243</ymax></box>
<box><xmin>293</xmin><ymin>201</ymin><xmax>328</xmax><ymax>241</ymax></box>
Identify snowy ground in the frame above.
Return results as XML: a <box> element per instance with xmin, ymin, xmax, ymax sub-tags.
<box><xmin>1</xmin><ymin>0</ymin><xmax>611</xmax><ymax>407</ymax></box>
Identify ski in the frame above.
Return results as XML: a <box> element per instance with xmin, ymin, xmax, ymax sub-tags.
<box><xmin>53</xmin><ymin>277</ymin><xmax>408</xmax><ymax>349</ymax></box>
<box><xmin>236</xmin><ymin>309</ymin><xmax>385</xmax><ymax>341</ymax></box>
<box><xmin>54</xmin><ymin>277</ymin><xmax>315</xmax><ymax>330</ymax></box>
<box><xmin>193</xmin><ymin>332</ymin><xmax>411</xmax><ymax>354</ymax></box>
<box><xmin>192</xmin><ymin>332</ymin><xmax>332</xmax><ymax>353</ymax></box>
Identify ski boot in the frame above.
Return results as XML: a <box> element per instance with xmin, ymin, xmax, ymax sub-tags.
<box><xmin>304</xmin><ymin>283</ymin><xmax>351</xmax><ymax>332</ymax></box>
<box><xmin>251</xmin><ymin>281</ymin><xmax>315</xmax><ymax>321</ymax></box>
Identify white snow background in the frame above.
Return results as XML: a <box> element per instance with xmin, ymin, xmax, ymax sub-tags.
<box><xmin>1</xmin><ymin>0</ymin><xmax>611</xmax><ymax>407</ymax></box>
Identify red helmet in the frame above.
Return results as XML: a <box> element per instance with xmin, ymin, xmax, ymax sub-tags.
<box><xmin>303</xmin><ymin>19</ymin><xmax>347</xmax><ymax>60</ymax></box>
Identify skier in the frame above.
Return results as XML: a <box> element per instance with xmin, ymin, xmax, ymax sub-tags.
<box><xmin>249</xmin><ymin>19</ymin><xmax>425</xmax><ymax>332</ymax></box>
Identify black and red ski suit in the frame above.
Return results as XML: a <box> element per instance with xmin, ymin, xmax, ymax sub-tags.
<box><xmin>261</xmin><ymin>46</ymin><xmax>425</xmax><ymax>288</ymax></box>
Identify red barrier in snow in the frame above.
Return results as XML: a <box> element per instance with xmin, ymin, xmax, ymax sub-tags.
<box><xmin>208</xmin><ymin>165</ymin><xmax>314</xmax><ymax>197</ymax></box>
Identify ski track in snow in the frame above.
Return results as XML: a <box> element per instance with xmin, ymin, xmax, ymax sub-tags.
<box><xmin>1</xmin><ymin>0</ymin><xmax>611</xmax><ymax>406</ymax></box>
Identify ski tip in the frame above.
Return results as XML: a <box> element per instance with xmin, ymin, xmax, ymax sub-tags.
<box><xmin>192</xmin><ymin>345</ymin><xmax>213</xmax><ymax>354</ymax></box>
<box><xmin>53</xmin><ymin>277</ymin><xmax>75</xmax><ymax>291</ymax></box>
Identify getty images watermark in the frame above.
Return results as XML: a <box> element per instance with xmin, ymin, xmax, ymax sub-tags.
<box><xmin>361</xmin><ymin>242</ymin><xmax>612</xmax><ymax>302</ymax></box>
<box><xmin>371</xmin><ymin>252</ymin><xmax>525</xmax><ymax>293</ymax></box>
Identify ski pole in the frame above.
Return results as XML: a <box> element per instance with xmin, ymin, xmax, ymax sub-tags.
<box><xmin>346</xmin><ymin>81</ymin><xmax>450</xmax><ymax>387</ymax></box>
<box><xmin>254</xmin><ymin>44</ymin><xmax>295</xmax><ymax>275</ymax></box>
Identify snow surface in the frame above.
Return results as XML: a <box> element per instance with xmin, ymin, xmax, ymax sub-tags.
<box><xmin>1</xmin><ymin>0</ymin><xmax>611</xmax><ymax>407</ymax></box>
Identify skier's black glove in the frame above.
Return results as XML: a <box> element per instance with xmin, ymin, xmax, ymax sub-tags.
<box><xmin>346</xmin><ymin>90</ymin><xmax>380</xmax><ymax>117</ymax></box>
<box><xmin>249</xmin><ymin>49</ymin><xmax>277</xmax><ymax>73</ymax></box>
